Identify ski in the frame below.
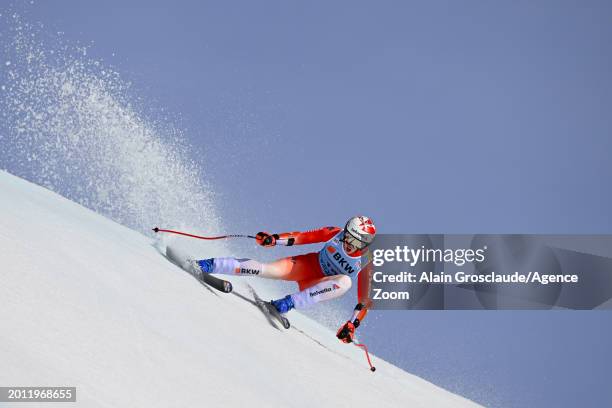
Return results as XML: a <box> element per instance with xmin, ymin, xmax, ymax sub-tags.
<box><xmin>246</xmin><ymin>284</ymin><xmax>290</xmax><ymax>329</ymax></box>
<box><xmin>165</xmin><ymin>245</ymin><xmax>232</xmax><ymax>293</ymax></box>
<box><xmin>200</xmin><ymin>272</ymin><xmax>233</xmax><ymax>293</ymax></box>
<box><xmin>230</xmin><ymin>290</ymin><xmax>279</xmax><ymax>329</ymax></box>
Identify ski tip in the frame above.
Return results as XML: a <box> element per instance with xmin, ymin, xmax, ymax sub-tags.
<box><xmin>152</xmin><ymin>227</ymin><xmax>159</xmax><ymax>233</ymax></box>
<box><xmin>223</xmin><ymin>281</ymin><xmax>233</xmax><ymax>293</ymax></box>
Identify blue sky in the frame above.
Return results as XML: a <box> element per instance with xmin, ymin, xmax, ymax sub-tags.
<box><xmin>5</xmin><ymin>1</ymin><xmax>612</xmax><ymax>406</ymax></box>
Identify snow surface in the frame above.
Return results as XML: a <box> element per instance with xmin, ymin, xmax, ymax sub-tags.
<box><xmin>0</xmin><ymin>170</ymin><xmax>480</xmax><ymax>408</ymax></box>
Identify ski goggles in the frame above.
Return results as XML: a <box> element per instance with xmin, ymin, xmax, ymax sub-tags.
<box><xmin>342</xmin><ymin>229</ymin><xmax>372</xmax><ymax>250</ymax></box>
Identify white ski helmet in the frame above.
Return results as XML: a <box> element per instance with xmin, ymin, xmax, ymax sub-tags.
<box><xmin>343</xmin><ymin>216</ymin><xmax>376</xmax><ymax>250</ymax></box>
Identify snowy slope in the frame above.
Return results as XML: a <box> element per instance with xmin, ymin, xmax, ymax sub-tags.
<box><xmin>0</xmin><ymin>170</ymin><xmax>480</xmax><ymax>408</ymax></box>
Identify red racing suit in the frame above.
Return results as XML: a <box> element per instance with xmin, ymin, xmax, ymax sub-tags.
<box><xmin>210</xmin><ymin>226</ymin><xmax>373</xmax><ymax>322</ymax></box>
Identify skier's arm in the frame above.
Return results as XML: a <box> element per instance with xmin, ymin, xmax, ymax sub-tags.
<box><xmin>337</xmin><ymin>262</ymin><xmax>374</xmax><ymax>343</ymax></box>
<box><xmin>351</xmin><ymin>262</ymin><xmax>372</xmax><ymax>328</ymax></box>
<box><xmin>256</xmin><ymin>226</ymin><xmax>341</xmax><ymax>247</ymax></box>
<box><xmin>355</xmin><ymin>262</ymin><xmax>374</xmax><ymax>322</ymax></box>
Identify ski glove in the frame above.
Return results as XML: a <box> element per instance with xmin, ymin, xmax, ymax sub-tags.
<box><xmin>336</xmin><ymin>320</ymin><xmax>358</xmax><ymax>343</ymax></box>
<box><xmin>256</xmin><ymin>232</ymin><xmax>277</xmax><ymax>247</ymax></box>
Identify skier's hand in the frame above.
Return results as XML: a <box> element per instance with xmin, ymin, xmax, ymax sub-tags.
<box><xmin>256</xmin><ymin>232</ymin><xmax>277</xmax><ymax>247</ymax></box>
<box><xmin>336</xmin><ymin>321</ymin><xmax>356</xmax><ymax>344</ymax></box>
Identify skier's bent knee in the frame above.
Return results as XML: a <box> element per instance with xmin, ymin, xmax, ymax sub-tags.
<box><xmin>287</xmin><ymin>275</ymin><xmax>352</xmax><ymax>310</ymax></box>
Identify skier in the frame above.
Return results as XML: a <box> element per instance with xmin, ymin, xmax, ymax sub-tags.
<box><xmin>191</xmin><ymin>216</ymin><xmax>376</xmax><ymax>343</ymax></box>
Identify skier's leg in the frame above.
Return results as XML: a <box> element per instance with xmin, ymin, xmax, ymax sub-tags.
<box><xmin>198</xmin><ymin>252</ymin><xmax>322</xmax><ymax>281</ymax></box>
<box><xmin>271</xmin><ymin>275</ymin><xmax>352</xmax><ymax>313</ymax></box>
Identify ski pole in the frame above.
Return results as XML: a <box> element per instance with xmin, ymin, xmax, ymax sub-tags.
<box><xmin>152</xmin><ymin>227</ymin><xmax>256</xmax><ymax>241</ymax></box>
<box><xmin>354</xmin><ymin>342</ymin><xmax>376</xmax><ymax>372</ymax></box>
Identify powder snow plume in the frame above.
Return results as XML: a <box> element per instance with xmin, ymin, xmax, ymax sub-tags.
<box><xmin>0</xmin><ymin>12</ymin><xmax>224</xmax><ymax>243</ymax></box>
